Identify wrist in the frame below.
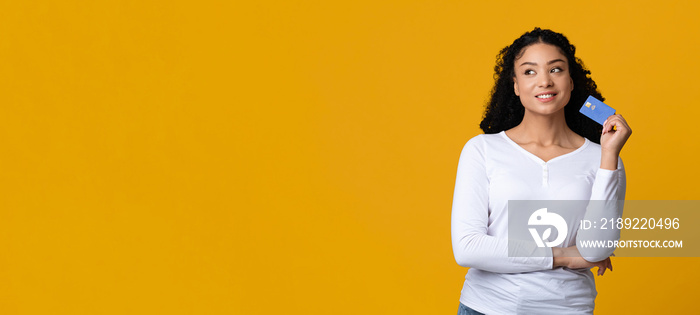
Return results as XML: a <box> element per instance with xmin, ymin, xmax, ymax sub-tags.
<box><xmin>552</xmin><ymin>247</ymin><xmax>568</xmax><ymax>268</ymax></box>
<box><xmin>600</xmin><ymin>150</ymin><xmax>619</xmax><ymax>170</ymax></box>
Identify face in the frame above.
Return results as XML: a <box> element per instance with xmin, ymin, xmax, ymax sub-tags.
<box><xmin>513</xmin><ymin>43</ymin><xmax>574</xmax><ymax>116</ymax></box>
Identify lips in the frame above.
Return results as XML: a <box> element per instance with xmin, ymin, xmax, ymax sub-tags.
<box><xmin>535</xmin><ymin>93</ymin><xmax>557</xmax><ymax>99</ymax></box>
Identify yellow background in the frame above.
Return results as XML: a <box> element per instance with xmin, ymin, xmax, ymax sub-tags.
<box><xmin>1</xmin><ymin>1</ymin><xmax>698</xmax><ymax>314</ymax></box>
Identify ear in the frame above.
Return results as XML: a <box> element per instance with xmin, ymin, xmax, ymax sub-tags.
<box><xmin>570</xmin><ymin>77</ymin><xmax>574</xmax><ymax>91</ymax></box>
<box><xmin>513</xmin><ymin>78</ymin><xmax>520</xmax><ymax>96</ymax></box>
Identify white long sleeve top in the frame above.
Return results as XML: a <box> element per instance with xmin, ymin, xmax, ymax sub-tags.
<box><xmin>451</xmin><ymin>131</ymin><xmax>626</xmax><ymax>314</ymax></box>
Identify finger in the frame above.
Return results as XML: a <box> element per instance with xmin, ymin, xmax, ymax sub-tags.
<box><xmin>609</xmin><ymin>120</ymin><xmax>630</xmax><ymax>136</ymax></box>
<box><xmin>604</xmin><ymin>116</ymin><xmax>629</xmax><ymax>136</ymax></box>
<box><xmin>616</xmin><ymin>117</ymin><xmax>631</xmax><ymax>134</ymax></box>
<box><xmin>601</xmin><ymin>258</ymin><xmax>611</xmax><ymax>275</ymax></box>
<box><xmin>602</xmin><ymin>117</ymin><xmax>612</xmax><ymax>135</ymax></box>
<box><xmin>608</xmin><ymin>115</ymin><xmax>631</xmax><ymax>132</ymax></box>
<box><xmin>609</xmin><ymin>259</ymin><xmax>613</xmax><ymax>272</ymax></box>
<box><xmin>617</xmin><ymin>114</ymin><xmax>627</xmax><ymax>123</ymax></box>
<box><xmin>602</xmin><ymin>115</ymin><xmax>621</xmax><ymax>134</ymax></box>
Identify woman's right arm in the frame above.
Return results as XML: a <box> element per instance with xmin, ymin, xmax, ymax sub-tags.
<box><xmin>451</xmin><ymin>136</ymin><xmax>553</xmax><ymax>273</ymax></box>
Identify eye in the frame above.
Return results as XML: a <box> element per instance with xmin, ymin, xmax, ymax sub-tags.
<box><xmin>550</xmin><ymin>67</ymin><xmax>563</xmax><ymax>73</ymax></box>
<box><xmin>524</xmin><ymin>69</ymin><xmax>535</xmax><ymax>75</ymax></box>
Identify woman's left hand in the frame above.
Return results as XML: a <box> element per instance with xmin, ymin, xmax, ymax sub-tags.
<box><xmin>600</xmin><ymin>114</ymin><xmax>632</xmax><ymax>156</ymax></box>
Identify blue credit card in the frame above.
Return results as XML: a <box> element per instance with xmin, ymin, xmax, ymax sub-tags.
<box><xmin>579</xmin><ymin>95</ymin><xmax>615</xmax><ymax>125</ymax></box>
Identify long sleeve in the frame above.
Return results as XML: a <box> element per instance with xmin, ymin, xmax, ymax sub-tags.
<box><xmin>576</xmin><ymin>157</ymin><xmax>626</xmax><ymax>262</ymax></box>
<box><xmin>451</xmin><ymin>137</ymin><xmax>553</xmax><ymax>273</ymax></box>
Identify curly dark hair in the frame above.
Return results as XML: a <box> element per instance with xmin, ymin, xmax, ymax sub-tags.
<box><xmin>479</xmin><ymin>27</ymin><xmax>604</xmax><ymax>143</ymax></box>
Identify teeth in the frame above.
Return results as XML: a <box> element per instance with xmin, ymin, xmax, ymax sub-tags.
<box><xmin>536</xmin><ymin>94</ymin><xmax>554</xmax><ymax>98</ymax></box>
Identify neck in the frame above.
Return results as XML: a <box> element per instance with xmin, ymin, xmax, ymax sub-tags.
<box><xmin>511</xmin><ymin>110</ymin><xmax>573</xmax><ymax>145</ymax></box>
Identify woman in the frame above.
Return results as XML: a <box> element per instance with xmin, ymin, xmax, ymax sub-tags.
<box><xmin>451</xmin><ymin>28</ymin><xmax>631</xmax><ymax>314</ymax></box>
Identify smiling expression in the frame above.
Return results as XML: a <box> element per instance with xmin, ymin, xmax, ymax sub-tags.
<box><xmin>513</xmin><ymin>43</ymin><xmax>574</xmax><ymax>116</ymax></box>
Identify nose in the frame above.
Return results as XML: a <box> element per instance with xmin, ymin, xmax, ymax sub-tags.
<box><xmin>538</xmin><ymin>73</ymin><xmax>553</xmax><ymax>88</ymax></box>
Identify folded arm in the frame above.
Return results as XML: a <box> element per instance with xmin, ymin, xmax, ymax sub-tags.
<box><xmin>451</xmin><ymin>137</ymin><xmax>553</xmax><ymax>273</ymax></box>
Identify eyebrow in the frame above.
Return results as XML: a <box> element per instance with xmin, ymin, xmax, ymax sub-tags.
<box><xmin>519</xmin><ymin>59</ymin><xmax>566</xmax><ymax>67</ymax></box>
